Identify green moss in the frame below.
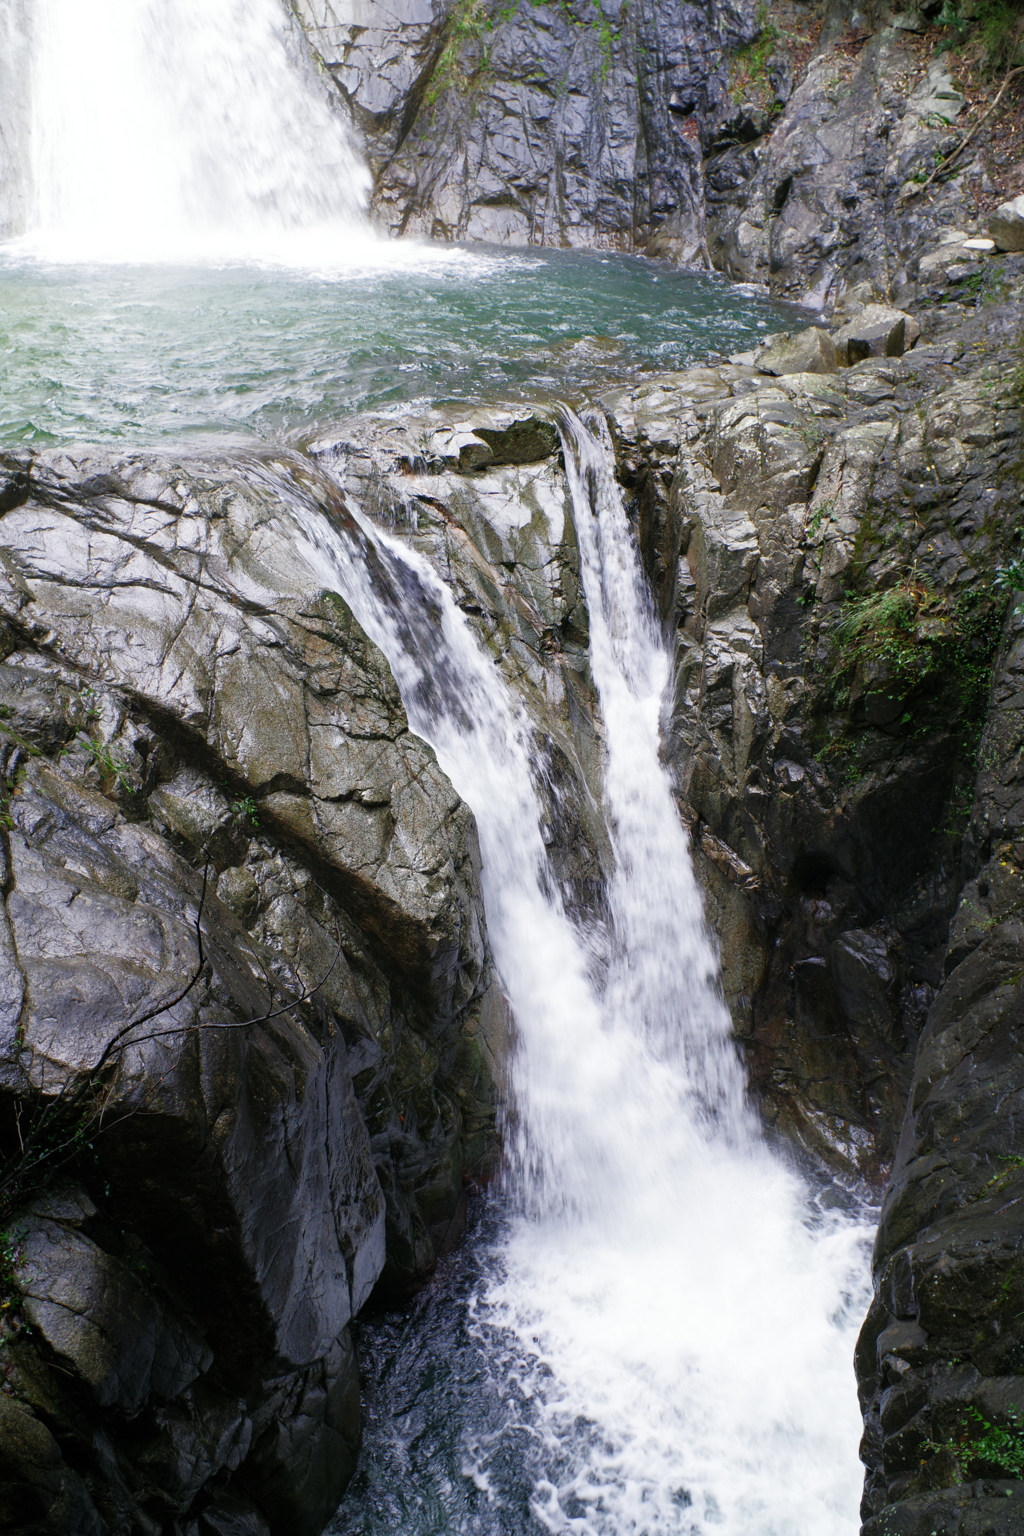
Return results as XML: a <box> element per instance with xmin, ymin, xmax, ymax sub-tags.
<box><xmin>424</xmin><ymin>0</ymin><xmax>492</xmax><ymax>107</ymax></box>
<box><xmin>823</xmin><ymin>579</ymin><xmax>1005</xmax><ymax>721</ymax></box>
<box><xmin>424</xmin><ymin>0</ymin><xmax>621</xmax><ymax>107</ymax></box>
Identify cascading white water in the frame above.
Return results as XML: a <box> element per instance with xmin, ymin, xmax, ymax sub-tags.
<box><xmin>287</xmin><ymin>417</ymin><xmax>874</xmax><ymax>1536</ymax></box>
<box><xmin>14</xmin><ymin>0</ymin><xmax>373</xmax><ymax>262</ymax></box>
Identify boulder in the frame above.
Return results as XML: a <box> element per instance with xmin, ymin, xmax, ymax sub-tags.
<box><xmin>831</xmin><ymin>304</ymin><xmax>915</xmax><ymax>365</ymax></box>
<box><xmin>989</xmin><ymin>195</ymin><xmax>1024</xmax><ymax>252</ymax></box>
<box><xmin>754</xmin><ymin>326</ymin><xmax>838</xmax><ymax>376</ymax></box>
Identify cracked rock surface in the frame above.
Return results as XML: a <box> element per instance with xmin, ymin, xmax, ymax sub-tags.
<box><xmin>0</xmin><ymin>446</ymin><xmax>501</xmax><ymax>1536</ymax></box>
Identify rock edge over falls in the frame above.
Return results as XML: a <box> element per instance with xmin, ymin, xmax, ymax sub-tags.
<box><xmin>3</xmin><ymin>2</ymin><xmax>1024</xmax><ymax>1533</ymax></box>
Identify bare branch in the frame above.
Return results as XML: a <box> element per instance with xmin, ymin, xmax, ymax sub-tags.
<box><xmin>903</xmin><ymin>65</ymin><xmax>1024</xmax><ymax>201</ymax></box>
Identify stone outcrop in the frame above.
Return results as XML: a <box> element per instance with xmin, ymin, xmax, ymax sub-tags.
<box><xmin>292</xmin><ymin>0</ymin><xmax>1011</xmax><ymax>314</ymax></box>
<box><xmin>296</xmin><ymin>0</ymin><xmax>762</xmax><ymax>257</ymax></box>
<box><xmin>0</xmin><ymin>4</ymin><xmax>1021</xmax><ymax>1534</ymax></box>
<box><xmin>0</xmin><ymin>447</ymin><xmax>500</xmax><ymax>1534</ymax></box>
<box><xmin>309</xmin><ymin>404</ymin><xmax>611</xmax><ymax>914</ymax></box>
<box><xmin>754</xmin><ymin>324</ymin><xmax>838</xmax><ymax>374</ymax></box>
<box><xmin>590</xmin><ymin>256</ymin><xmax>1024</xmax><ymax>1530</ymax></box>
<box><xmin>854</xmin><ymin>596</ymin><xmax>1024</xmax><ymax>1536</ymax></box>
<box><xmin>596</xmin><ymin>257</ymin><xmax>1024</xmax><ymax>1196</ymax></box>
<box><xmin>703</xmin><ymin>23</ymin><xmax>1017</xmax><ymax>313</ymax></box>
<box><xmin>290</xmin><ymin>239</ymin><xmax>1024</xmax><ymax>1536</ymax></box>
<box><xmin>832</xmin><ymin>304</ymin><xmax>913</xmax><ymax>366</ymax></box>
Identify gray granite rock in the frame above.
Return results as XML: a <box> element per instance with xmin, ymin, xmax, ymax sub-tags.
<box><xmin>832</xmin><ymin>304</ymin><xmax>913</xmax><ymax>366</ymax></box>
<box><xmin>754</xmin><ymin>326</ymin><xmax>838</xmax><ymax>375</ymax></box>
<box><xmin>298</xmin><ymin>0</ymin><xmax>760</xmax><ymax>258</ymax></box>
<box><xmin>989</xmin><ymin>195</ymin><xmax>1024</xmax><ymax>253</ymax></box>
<box><xmin>0</xmin><ymin>444</ymin><xmax>501</xmax><ymax>1534</ymax></box>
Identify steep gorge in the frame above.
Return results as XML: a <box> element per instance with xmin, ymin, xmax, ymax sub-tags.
<box><xmin>0</xmin><ymin>1</ymin><xmax>1022</xmax><ymax>1533</ymax></box>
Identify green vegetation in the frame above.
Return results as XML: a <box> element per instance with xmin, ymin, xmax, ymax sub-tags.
<box><xmin>425</xmin><ymin>0</ymin><xmax>490</xmax><ymax>106</ymax></box>
<box><xmin>937</xmin><ymin>0</ymin><xmax>1024</xmax><ymax>71</ymax></box>
<box><xmin>995</xmin><ymin>557</ymin><xmax>1024</xmax><ymax>592</ymax></box>
<box><xmin>79</xmin><ymin>735</ymin><xmax>133</xmax><ymax>790</ymax></box>
<box><xmin>231</xmin><ymin>794</ymin><xmax>260</xmax><ymax>828</ymax></box>
<box><xmin>931</xmin><ymin>1403</ymin><xmax>1024</xmax><ymax>1478</ymax></box>
<box><xmin>807</xmin><ymin>497</ymin><xmax>838</xmax><ymax>537</ymax></box>
<box><xmin>730</xmin><ymin>2</ymin><xmax>781</xmax><ymax>103</ymax></box>
<box><xmin>811</xmin><ymin>572</ymin><xmax>1008</xmax><ymax>785</ymax></box>
<box><xmin>823</xmin><ymin>579</ymin><xmax>1005</xmax><ymax>722</ymax></box>
<box><xmin>425</xmin><ymin>0</ymin><xmax>619</xmax><ymax>106</ymax></box>
<box><xmin>0</xmin><ymin>1229</ymin><xmax>21</xmax><ymax>1316</ymax></box>
<box><xmin>974</xmin><ymin>1153</ymin><xmax>1024</xmax><ymax>1198</ymax></box>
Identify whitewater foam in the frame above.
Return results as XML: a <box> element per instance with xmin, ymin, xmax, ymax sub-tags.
<box><xmin>281</xmin><ymin>423</ymin><xmax>873</xmax><ymax>1534</ymax></box>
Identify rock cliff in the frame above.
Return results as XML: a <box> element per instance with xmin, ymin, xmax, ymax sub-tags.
<box><xmin>0</xmin><ymin>447</ymin><xmax>501</xmax><ymax>1534</ymax></box>
<box><xmin>296</xmin><ymin>0</ymin><xmax>760</xmax><ymax>258</ymax></box>
<box><xmin>297</xmin><ymin>237</ymin><xmax>1024</xmax><ymax>1536</ymax></box>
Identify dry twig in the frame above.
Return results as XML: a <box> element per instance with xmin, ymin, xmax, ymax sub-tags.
<box><xmin>903</xmin><ymin>63</ymin><xmax>1024</xmax><ymax>200</ymax></box>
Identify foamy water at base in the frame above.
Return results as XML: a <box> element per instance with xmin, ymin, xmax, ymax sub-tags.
<box><xmin>283</xmin><ymin>426</ymin><xmax>874</xmax><ymax>1536</ymax></box>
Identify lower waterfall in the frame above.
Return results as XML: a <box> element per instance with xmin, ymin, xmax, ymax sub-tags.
<box><xmin>285</xmin><ymin>414</ymin><xmax>873</xmax><ymax>1536</ymax></box>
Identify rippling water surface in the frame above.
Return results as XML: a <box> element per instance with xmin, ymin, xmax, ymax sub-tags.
<box><xmin>0</xmin><ymin>245</ymin><xmax>792</xmax><ymax>446</ymax></box>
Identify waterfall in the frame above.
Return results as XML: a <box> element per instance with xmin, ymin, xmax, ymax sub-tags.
<box><xmin>7</xmin><ymin>0</ymin><xmax>373</xmax><ymax>262</ymax></box>
<box><xmin>286</xmin><ymin>415</ymin><xmax>873</xmax><ymax>1536</ymax></box>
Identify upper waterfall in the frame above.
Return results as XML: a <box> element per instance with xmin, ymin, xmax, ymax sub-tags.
<box><xmin>8</xmin><ymin>0</ymin><xmax>373</xmax><ymax>262</ymax></box>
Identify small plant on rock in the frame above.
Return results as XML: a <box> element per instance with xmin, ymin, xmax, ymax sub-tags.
<box><xmin>994</xmin><ymin>557</ymin><xmax>1024</xmax><ymax>592</ymax></box>
<box><xmin>231</xmin><ymin>795</ymin><xmax>260</xmax><ymax>828</ymax></box>
<box><xmin>75</xmin><ymin>734</ymin><xmax>133</xmax><ymax>790</ymax></box>
<box><xmin>729</xmin><ymin>1</ymin><xmax>781</xmax><ymax>104</ymax></box>
<box><xmin>931</xmin><ymin>1404</ymin><xmax>1024</xmax><ymax>1479</ymax></box>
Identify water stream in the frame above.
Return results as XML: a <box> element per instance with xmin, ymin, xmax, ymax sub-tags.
<box><xmin>286</xmin><ymin>420</ymin><xmax>874</xmax><ymax>1536</ymax></box>
<box><xmin>0</xmin><ymin>4</ymin><xmax>875</xmax><ymax>1530</ymax></box>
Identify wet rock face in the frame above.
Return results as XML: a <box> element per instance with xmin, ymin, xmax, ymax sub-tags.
<box><xmin>297</xmin><ymin>0</ymin><xmax>758</xmax><ymax>257</ymax></box>
<box><xmin>594</xmin><ymin>259</ymin><xmax>1024</xmax><ymax>1533</ymax></box>
<box><xmin>598</xmin><ymin>261</ymin><xmax>1024</xmax><ymax>1183</ymax></box>
<box><xmin>312</xmin><ymin>405</ymin><xmax>611</xmax><ymax>916</ymax></box>
<box><xmin>854</xmin><ymin>602</ymin><xmax>1024</xmax><ymax>1535</ymax></box>
<box><xmin>0</xmin><ymin>447</ymin><xmax>499</xmax><ymax>1534</ymax></box>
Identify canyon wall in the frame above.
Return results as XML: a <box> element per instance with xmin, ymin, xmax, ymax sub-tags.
<box><xmin>292</xmin><ymin>5</ymin><xmax>1024</xmax><ymax>1527</ymax></box>
<box><xmin>295</xmin><ymin>0</ymin><xmax>759</xmax><ymax>260</ymax></box>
